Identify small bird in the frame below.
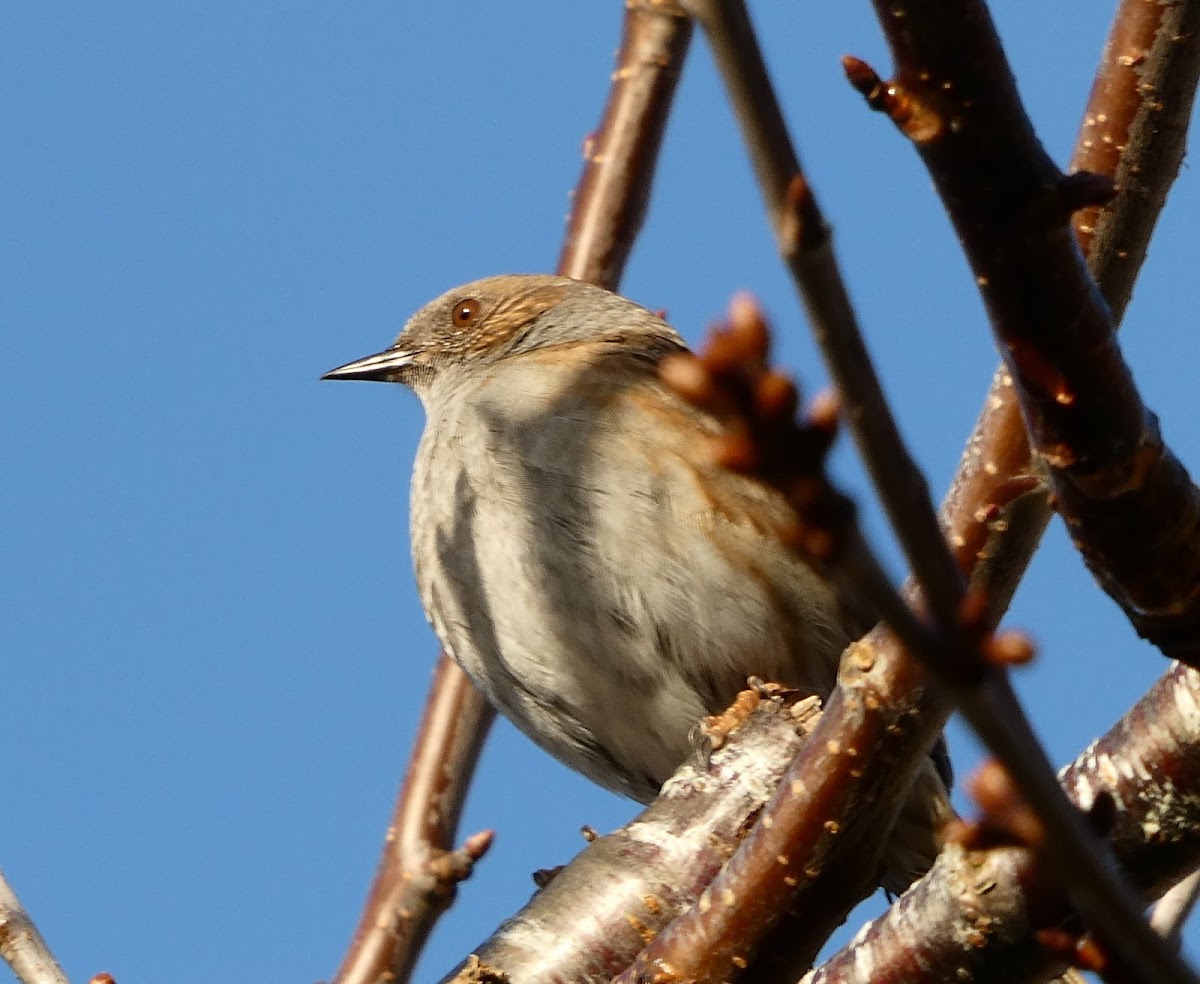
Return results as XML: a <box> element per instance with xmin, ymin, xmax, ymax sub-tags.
<box><xmin>325</xmin><ymin>274</ymin><xmax>950</xmax><ymax>891</ymax></box>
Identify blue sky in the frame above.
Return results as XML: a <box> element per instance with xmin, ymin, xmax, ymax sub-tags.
<box><xmin>2</xmin><ymin>4</ymin><xmax>1197</xmax><ymax>982</ymax></box>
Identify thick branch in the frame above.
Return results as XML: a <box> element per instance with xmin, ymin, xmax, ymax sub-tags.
<box><xmin>857</xmin><ymin>0</ymin><xmax>1200</xmax><ymax>667</ymax></box>
<box><xmin>434</xmin><ymin>693</ymin><xmax>824</xmax><ymax>983</ymax></box>
<box><xmin>836</xmin><ymin>1</ymin><xmax>1200</xmax><ymax>980</ymax></box>
<box><xmin>942</xmin><ymin>0</ymin><xmax>1200</xmax><ymax>616</ymax></box>
<box><xmin>808</xmin><ymin>662</ymin><xmax>1200</xmax><ymax>984</ymax></box>
<box><xmin>434</xmin><ymin>660</ymin><xmax>1200</xmax><ymax>983</ymax></box>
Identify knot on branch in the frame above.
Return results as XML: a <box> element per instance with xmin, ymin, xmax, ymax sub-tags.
<box><xmin>425</xmin><ymin>830</ymin><xmax>495</xmax><ymax>902</ymax></box>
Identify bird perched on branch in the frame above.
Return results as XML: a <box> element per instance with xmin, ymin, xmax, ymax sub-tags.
<box><xmin>325</xmin><ymin>273</ymin><xmax>950</xmax><ymax>892</ymax></box>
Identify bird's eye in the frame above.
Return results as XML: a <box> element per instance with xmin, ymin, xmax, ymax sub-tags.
<box><xmin>451</xmin><ymin>297</ymin><xmax>481</xmax><ymax>327</ymax></box>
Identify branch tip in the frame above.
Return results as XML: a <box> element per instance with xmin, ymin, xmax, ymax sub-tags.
<box><xmin>843</xmin><ymin>55</ymin><xmax>945</xmax><ymax>142</ymax></box>
<box><xmin>841</xmin><ymin>54</ymin><xmax>883</xmax><ymax>98</ymax></box>
<box><xmin>806</xmin><ymin>388</ymin><xmax>840</xmax><ymax>432</ymax></box>
<box><xmin>983</xmin><ymin>630</ymin><xmax>1037</xmax><ymax>668</ymax></box>
<box><xmin>462</xmin><ymin>829</ymin><xmax>495</xmax><ymax>861</ymax></box>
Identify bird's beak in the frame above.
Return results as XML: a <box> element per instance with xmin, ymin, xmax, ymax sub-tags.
<box><xmin>321</xmin><ymin>347</ymin><xmax>416</xmax><ymax>382</ymax></box>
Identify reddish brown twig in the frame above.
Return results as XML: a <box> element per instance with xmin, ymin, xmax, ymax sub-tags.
<box><xmin>333</xmin><ymin>656</ymin><xmax>495</xmax><ymax>984</ymax></box>
<box><xmin>557</xmin><ymin>0</ymin><xmax>692</xmax><ymax>290</ymax></box>
<box><xmin>678</xmin><ymin>0</ymin><xmax>965</xmax><ymax>632</ymax></box>
<box><xmin>332</xmin><ymin>6</ymin><xmax>692</xmax><ymax>983</ymax></box>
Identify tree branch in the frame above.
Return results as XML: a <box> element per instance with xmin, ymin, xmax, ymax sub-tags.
<box><xmin>610</xmin><ymin>0</ymin><xmax>1200</xmax><ymax>979</ymax></box>
<box><xmin>855</xmin><ymin>0</ymin><xmax>1200</xmax><ymax>668</ymax></box>
<box><xmin>433</xmin><ymin>660</ymin><xmax>1200</xmax><ymax>983</ymax></box>
<box><xmin>807</xmin><ymin>661</ymin><xmax>1200</xmax><ymax>984</ymax></box>
<box><xmin>0</xmin><ymin>870</ymin><xmax>71</xmax><ymax>984</ymax></box>
<box><xmin>434</xmin><ymin>692</ymin><xmax>825</xmax><ymax>983</ymax></box>
<box><xmin>824</xmin><ymin>0</ymin><xmax>1200</xmax><ymax>979</ymax></box>
<box><xmin>557</xmin><ymin>0</ymin><xmax>692</xmax><ymax>290</ymax></box>
<box><xmin>941</xmin><ymin>0</ymin><xmax>1200</xmax><ymax>622</ymax></box>
<box><xmin>333</xmin><ymin>656</ymin><xmax>495</xmax><ymax>984</ymax></box>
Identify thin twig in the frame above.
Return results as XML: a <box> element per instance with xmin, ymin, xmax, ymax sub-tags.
<box><xmin>557</xmin><ymin>0</ymin><xmax>691</xmax><ymax>290</ymax></box>
<box><xmin>0</xmin><ymin>870</ymin><xmax>71</xmax><ymax>984</ymax></box>
<box><xmin>334</xmin><ymin>656</ymin><xmax>494</xmax><ymax>984</ymax></box>
<box><xmin>679</xmin><ymin>0</ymin><xmax>965</xmax><ymax>633</ymax></box>
<box><xmin>331</xmin><ymin>5</ymin><xmax>693</xmax><ymax>983</ymax></box>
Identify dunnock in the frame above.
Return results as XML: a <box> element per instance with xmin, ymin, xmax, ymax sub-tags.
<box><xmin>325</xmin><ymin>274</ymin><xmax>950</xmax><ymax>891</ymax></box>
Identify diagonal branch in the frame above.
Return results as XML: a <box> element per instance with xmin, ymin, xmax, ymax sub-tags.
<box><xmin>838</xmin><ymin>0</ymin><xmax>1200</xmax><ymax>979</ymax></box>
<box><xmin>557</xmin><ymin>0</ymin><xmax>692</xmax><ymax>289</ymax></box>
<box><xmin>434</xmin><ymin>691</ymin><xmax>825</xmax><ymax>983</ymax></box>
<box><xmin>856</xmin><ymin>0</ymin><xmax>1200</xmax><ymax>668</ymax></box>
<box><xmin>434</xmin><ymin>659</ymin><xmax>1200</xmax><ymax>983</ymax></box>
<box><xmin>941</xmin><ymin>0</ymin><xmax>1200</xmax><ymax>623</ymax></box>
<box><xmin>807</xmin><ymin>661</ymin><xmax>1200</xmax><ymax>984</ymax></box>
<box><xmin>333</xmin><ymin>656</ymin><xmax>494</xmax><ymax>984</ymax></box>
<box><xmin>0</xmin><ymin>870</ymin><xmax>71</xmax><ymax>984</ymax></box>
<box><xmin>679</xmin><ymin>0</ymin><xmax>965</xmax><ymax>633</ymax></box>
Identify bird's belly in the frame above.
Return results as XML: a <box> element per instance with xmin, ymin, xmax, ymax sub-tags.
<box><xmin>413</xmin><ymin>470</ymin><xmax>833</xmax><ymax>802</ymax></box>
<box><xmin>409</xmin><ymin>382</ymin><xmax>844</xmax><ymax>801</ymax></box>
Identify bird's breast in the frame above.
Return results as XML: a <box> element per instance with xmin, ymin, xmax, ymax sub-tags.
<box><xmin>407</xmin><ymin>363</ymin><xmax>846</xmax><ymax>797</ymax></box>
